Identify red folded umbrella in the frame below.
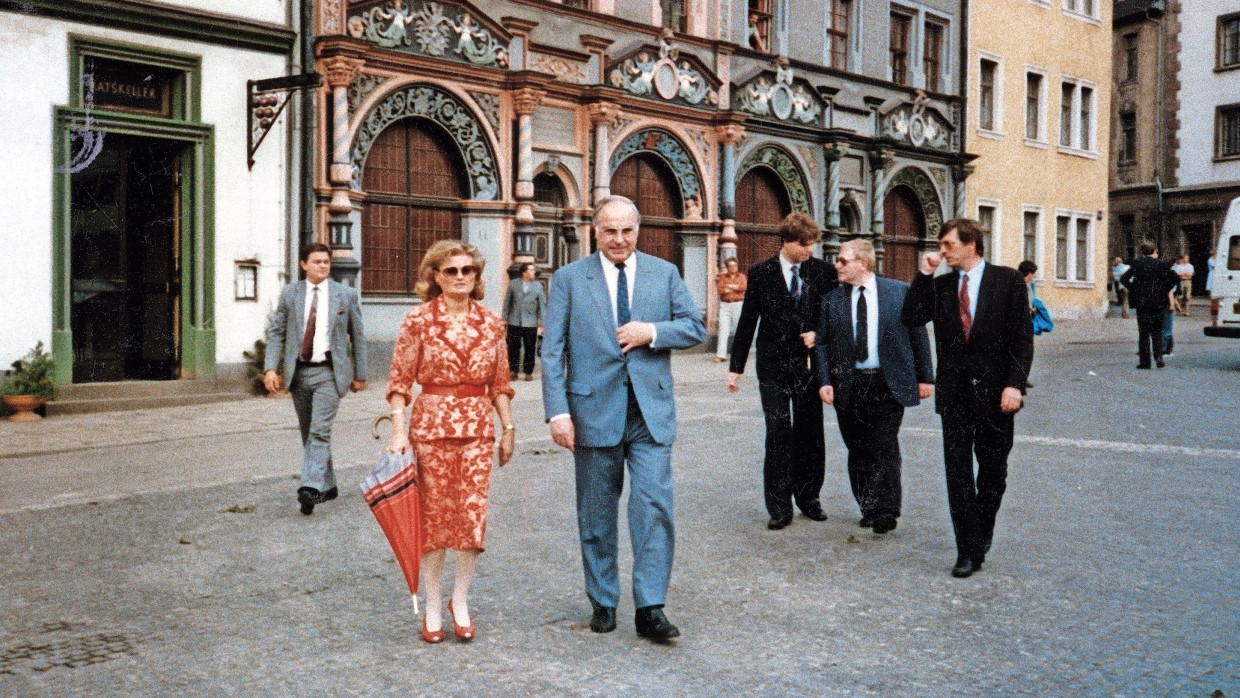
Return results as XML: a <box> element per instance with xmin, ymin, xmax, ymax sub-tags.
<box><xmin>362</xmin><ymin>418</ymin><xmax>423</xmax><ymax>615</ymax></box>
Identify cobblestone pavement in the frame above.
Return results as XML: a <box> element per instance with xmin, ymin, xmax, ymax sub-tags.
<box><xmin>0</xmin><ymin>316</ymin><xmax>1236</xmax><ymax>695</ymax></box>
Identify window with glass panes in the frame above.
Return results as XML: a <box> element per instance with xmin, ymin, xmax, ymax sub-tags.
<box><xmin>829</xmin><ymin>0</ymin><xmax>851</xmax><ymax>70</ymax></box>
<box><xmin>979</xmin><ymin>59</ymin><xmax>997</xmax><ymax>130</ymax></box>
<box><xmin>661</xmin><ymin>0</ymin><xmax>686</xmax><ymax>33</ymax></box>
<box><xmin>978</xmin><ymin>205</ymin><xmax>995</xmax><ymax>262</ymax></box>
<box><xmin>1023</xmin><ymin>211</ymin><xmax>1039</xmax><ymax>263</ymax></box>
<box><xmin>1026</xmin><ymin>72</ymin><xmax>1042</xmax><ymax>140</ymax></box>
<box><xmin>1079</xmin><ymin>86</ymin><xmax>1093</xmax><ymax>150</ymax></box>
<box><xmin>1121</xmin><ymin>112</ymin><xmax>1137</xmax><ymax>161</ymax></box>
<box><xmin>1125</xmin><ymin>34</ymin><xmax>1139</xmax><ymax>80</ymax></box>
<box><xmin>890</xmin><ymin>13</ymin><xmax>911</xmax><ymax>85</ymax></box>
<box><xmin>1056</xmin><ymin>216</ymin><xmax>1070</xmax><ymax>279</ymax></box>
<box><xmin>1219</xmin><ymin>105</ymin><xmax>1240</xmax><ymax>158</ymax></box>
<box><xmin>1060</xmin><ymin>82</ymin><xmax>1074</xmax><ymax>146</ymax></box>
<box><xmin>1220</xmin><ymin>15</ymin><xmax>1240</xmax><ymax>68</ymax></box>
<box><xmin>1075</xmin><ymin>218</ymin><xmax>1090</xmax><ymax>280</ymax></box>
<box><xmin>923</xmin><ymin>22</ymin><xmax>943</xmax><ymax>91</ymax></box>
<box><xmin>748</xmin><ymin>0</ymin><xmax>773</xmax><ymax>52</ymax></box>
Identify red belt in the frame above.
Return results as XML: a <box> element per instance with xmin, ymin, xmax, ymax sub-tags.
<box><xmin>421</xmin><ymin>384</ymin><xmax>488</xmax><ymax>398</ymax></box>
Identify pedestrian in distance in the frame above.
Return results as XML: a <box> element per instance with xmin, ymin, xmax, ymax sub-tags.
<box><xmin>263</xmin><ymin>243</ymin><xmax>368</xmax><ymax>516</ymax></box>
<box><xmin>1120</xmin><ymin>241</ymin><xmax>1180</xmax><ymax>369</ymax></box>
<box><xmin>502</xmin><ymin>261</ymin><xmax>545</xmax><ymax>382</ymax></box>
<box><xmin>384</xmin><ymin>240</ymin><xmax>516</xmax><ymax>644</ymax></box>
<box><xmin>901</xmin><ymin>218</ymin><xmax>1034</xmax><ymax>578</ymax></box>
<box><xmin>1112</xmin><ymin>256</ymin><xmax>1131</xmax><ymax>319</ymax></box>
<box><xmin>727</xmin><ymin>211</ymin><xmax>839</xmax><ymax>530</ymax></box>
<box><xmin>1163</xmin><ymin>287</ymin><xmax>1181</xmax><ymax>358</ymax></box>
<box><xmin>1172</xmin><ymin>254</ymin><xmax>1194</xmax><ymax>316</ymax></box>
<box><xmin>815</xmin><ymin>239</ymin><xmax>933</xmax><ymax>535</ymax></box>
<box><xmin>714</xmin><ymin>257</ymin><xmax>747</xmax><ymax>362</ymax></box>
<box><xmin>541</xmin><ymin>195</ymin><xmax>706</xmax><ymax>643</ymax></box>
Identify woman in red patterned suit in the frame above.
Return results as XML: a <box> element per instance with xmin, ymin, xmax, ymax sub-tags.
<box><xmin>385</xmin><ymin>240</ymin><xmax>516</xmax><ymax>644</ymax></box>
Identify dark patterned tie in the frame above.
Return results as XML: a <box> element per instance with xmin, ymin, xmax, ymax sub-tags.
<box><xmin>790</xmin><ymin>265</ymin><xmax>801</xmax><ymax>308</ymax></box>
<box><xmin>299</xmin><ymin>285</ymin><xmax>318</xmax><ymax>362</ymax></box>
<box><xmin>855</xmin><ymin>288</ymin><xmax>869</xmax><ymax>363</ymax></box>
<box><xmin>615</xmin><ymin>262</ymin><xmax>630</xmax><ymax>326</ymax></box>
<box><xmin>959</xmin><ymin>273</ymin><xmax>972</xmax><ymax>339</ymax></box>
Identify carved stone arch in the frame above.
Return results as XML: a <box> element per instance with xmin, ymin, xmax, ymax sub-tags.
<box><xmin>609</xmin><ymin>128</ymin><xmax>704</xmax><ymax>218</ymax></box>
<box><xmin>737</xmin><ymin>144</ymin><xmax>812</xmax><ymax>215</ymax></box>
<box><xmin>350</xmin><ymin>83</ymin><xmax>500</xmax><ymax>200</ymax></box>
<box><xmin>885</xmin><ymin>166</ymin><xmax>943</xmax><ymax>239</ymax></box>
<box><xmin>534</xmin><ymin>160</ymin><xmax>582</xmax><ymax>210</ymax></box>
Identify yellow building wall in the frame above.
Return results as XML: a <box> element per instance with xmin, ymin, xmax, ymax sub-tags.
<box><xmin>968</xmin><ymin>0</ymin><xmax>1112</xmax><ymax>318</ymax></box>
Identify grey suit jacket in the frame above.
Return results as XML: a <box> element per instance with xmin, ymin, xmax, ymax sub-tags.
<box><xmin>541</xmin><ymin>252</ymin><xmax>706</xmax><ymax>447</ymax></box>
<box><xmin>815</xmin><ymin>276</ymin><xmax>933</xmax><ymax>409</ymax></box>
<box><xmin>502</xmin><ymin>280</ymin><xmax>546</xmax><ymax>327</ymax></box>
<box><xmin>264</xmin><ymin>278</ymin><xmax>368</xmax><ymax>397</ymax></box>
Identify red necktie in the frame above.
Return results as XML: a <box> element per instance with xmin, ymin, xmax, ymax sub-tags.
<box><xmin>959</xmin><ymin>273</ymin><xmax>972</xmax><ymax>339</ymax></box>
<box><xmin>299</xmin><ymin>286</ymin><xmax>318</xmax><ymax>361</ymax></box>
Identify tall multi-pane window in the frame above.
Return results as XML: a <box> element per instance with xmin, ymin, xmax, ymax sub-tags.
<box><xmin>890</xmin><ymin>13</ymin><xmax>911</xmax><ymax>85</ymax></box>
<box><xmin>748</xmin><ymin>0</ymin><xmax>773</xmax><ymax>52</ymax></box>
<box><xmin>661</xmin><ymin>0</ymin><xmax>686</xmax><ymax>32</ymax></box>
<box><xmin>829</xmin><ymin>0</ymin><xmax>851</xmax><ymax>70</ymax></box>
<box><xmin>923</xmin><ymin>22</ymin><xmax>943</xmax><ymax>91</ymax></box>
<box><xmin>978</xmin><ymin>205</ymin><xmax>996</xmax><ymax>262</ymax></box>
<box><xmin>1056</xmin><ymin>216</ymin><xmax>1070</xmax><ymax>279</ymax></box>
<box><xmin>1059</xmin><ymin>82</ymin><xmax>1074</xmax><ymax>146</ymax></box>
<box><xmin>1079</xmin><ymin>86</ymin><xmax>1093</xmax><ymax>151</ymax></box>
<box><xmin>1026</xmin><ymin>72</ymin><xmax>1042</xmax><ymax>140</ymax></box>
<box><xmin>1120</xmin><ymin>111</ymin><xmax>1137</xmax><ymax>161</ymax></box>
<box><xmin>1023</xmin><ymin>211</ymin><xmax>1039</xmax><ymax>263</ymax></box>
<box><xmin>1220</xmin><ymin>15</ymin><xmax>1240</xmax><ymax>68</ymax></box>
<box><xmin>1124</xmin><ymin>34</ymin><xmax>1139</xmax><ymax>80</ymax></box>
<box><xmin>1075</xmin><ymin>218</ymin><xmax>1090</xmax><ymax>281</ymax></box>
<box><xmin>979</xmin><ymin>59</ymin><xmax>997</xmax><ymax>131</ymax></box>
<box><xmin>1219</xmin><ymin>105</ymin><xmax>1240</xmax><ymax>158</ymax></box>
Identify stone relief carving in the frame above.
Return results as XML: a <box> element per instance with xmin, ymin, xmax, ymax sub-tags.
<box><xmin>735</xmin><ymin>58</ymin><xmax>822</xmax><ymax>125</ymax></box>
<box><xmin>796</xmin><ymin>145</ymin><xmax>818</xmax><ymax>182</ymax></box>
<box><xmin>348</xmin><ymin>0</ymin><xmax>508</xmax><ymax>68</ymax></box>
<box><xmin>608</xmin><ymin>116</ymin><xmax>634</xmax><ymax>140</ymax></box>
<box><xmin>467</xmin><ymin>91</ymin><xmax>500</xmax><ymax>130</ymax></box>
<box><xmin>610</xmin><ymin>129</ymin><xmax>703</xmax><ymax>207</ymax></box>
<box><xmin>321</xmin><ymin>0</ymin><xmax>344</xmax><ymax>34</ymax></box>
<box><xmin>686</xmin><ymin>128</ymin><xmax>710</xmax><ymax>156</ymax></box>
<box><xmin>739</xmin><ymin>145</ymin><xmax>811</xmax><ymax>214</ymax></box>
<box><xmin>608</xmin><ymin>33</ymin><xmax>718</xmax><ymax>107</ymax></box>
<box><xmin>351</xmin><ymin>84</ymin><xmax>499</xmax><ymax>200</ymax></box>
<box><xmin>882</xmin><ymin>92</ymin><xmax>952</xmax><ymax>151</ymax></box>
<box><xmin>348</xmin><ymin>73</ymin><xmax>386</xmax><ymax>114</ymax></box>
<box><xmin>531</xmin><ymin>53</ymin><xmax>587</xmax><ymax>85</ymax></box>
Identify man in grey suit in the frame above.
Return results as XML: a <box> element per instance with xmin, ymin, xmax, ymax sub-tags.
<box><xmin>502</xmin><ymin>262</ymin><xmax>545</xmax><ymax>381</ymax></box>
<box><xmin>816</xmin><ymin>240</ymin><xmax>933</xmax><ymax>535</ymax></box>
<box><xmin>542</xmin><ymin>195</ymin><xmax>705</xmax><ymax>642</ymax></box>
<box><xmin>263</xmin><ymin>243</ymin><xmax>367</xmax><ymax>515</ymax></box>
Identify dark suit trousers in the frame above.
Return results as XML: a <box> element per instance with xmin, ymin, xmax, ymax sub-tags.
<box><xmin>835</xmin><ymin>371</ymin><xmax>905</xmax><ymax>519</ymax></box>
<box><xmin>507</xmin><ymin>325</ymin><xmax>538</xmax><ymax>374</ymax></box>
<box><xmin>758</xmin><ymin>376</ymin><xmax>825</xmax><ymax>518</ymax></box>
<box><xmin>940</xmin><ymin>402</ymin><xmax>1014</xmax><ymax>559</ymax></box>
<box><xmin>1135</xmin><ymin>309</ymin><xmax>1165</xmax><ymax>365</ymax></box>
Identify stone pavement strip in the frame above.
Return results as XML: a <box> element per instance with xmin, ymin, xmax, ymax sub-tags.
<box><xmin>0</xmin><ymin>316</ymin><xmax>1236</xmax><ymax>695</ymax></box>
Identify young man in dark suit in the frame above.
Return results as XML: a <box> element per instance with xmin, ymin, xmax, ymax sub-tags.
<box><xmin>1120</xmin><ymin>241</ymin><xmax>1180</xmax><ymax>368</ymax></box>
<box><xmin>727</xmin><ymin>212</ymin><xmax>839</xmax><ymax>530</ymax></box>
<box><xmin>901</xmin><ymin>219</ymin><xmax>1033</xmax><ymax>578</ymax></box>
<box><xmin>816</xmin><ymin>239</ymin><xmax>934</xmax><ymax>535</ymax></box>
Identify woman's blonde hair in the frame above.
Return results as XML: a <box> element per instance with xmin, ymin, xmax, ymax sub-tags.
<box><xmin>415</xmin><ymin>240</ymin><xmax>487</xmax><ymax>301</ymax></box>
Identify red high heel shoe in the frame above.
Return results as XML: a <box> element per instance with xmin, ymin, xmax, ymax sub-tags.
<box><xmin>447</xmin><ymin>599</ymin><xmax>475</xmax><ymax>641</ymax></box>
<box><xmin>421</xmin><ymin>615</ymin><xmax>444</xmax><ymax>644</ymax></box>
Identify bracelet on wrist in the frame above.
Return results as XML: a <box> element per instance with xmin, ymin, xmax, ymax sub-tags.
<box><xmin>502</xmin><ymin>424</ymin><xmax>515</xmax><ymax>431</ymax></box>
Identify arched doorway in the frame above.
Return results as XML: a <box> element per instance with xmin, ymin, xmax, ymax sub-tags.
<box><xmin>361</xmin><ymin>118</ymin><xmax>466</xmax><ymax>295</ymax></box>
<box><xmin>532</xmin><ymin>171</ymin><xmax>578</xmax><ymax>272</ymax></box>
<box><xmin>610</xmin><ymin>152</ymin><xmax>681</xmax><ymax>264</ymax></box>
<box><xmin>882</xmin><ymin>185</ymin><xmax>925</xmax><ymax>283</ymax></box>
<box><xmin>734</xmin><ymin>166</ymin><xmax>790</xmax><ymax>271</ymax></box>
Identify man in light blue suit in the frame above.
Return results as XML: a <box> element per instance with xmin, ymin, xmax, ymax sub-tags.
<box><xmin>541</xmin><ymin>195</ymin><xmax>705</xmax><ymax>642</ymax></box>
<box><xmin>263</xmin><ymin>243</ymin><xmax>367</xmax><ymax>516</ymax></box>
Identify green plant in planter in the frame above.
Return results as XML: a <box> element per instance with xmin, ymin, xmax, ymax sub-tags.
<box><xmin>0</xmin><ymin>341</ymin><xmax>57</xmax><ymax>400</ymax></box>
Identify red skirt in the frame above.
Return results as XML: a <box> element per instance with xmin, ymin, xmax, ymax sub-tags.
<box><xmin>414</xmin><ymin>437</ymin><xmax>494</xmax><ymax>552</ymax></box>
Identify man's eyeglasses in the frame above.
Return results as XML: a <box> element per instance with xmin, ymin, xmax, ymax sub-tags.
<box><xmin>438</xmin><ymin>265</ymin><xmax>477</xmax><ymax>277</ymax></box>
<box><xmin>834</xmin><ymin>256</ymin><xmax>860</xmax><ymax>266</ymax></box>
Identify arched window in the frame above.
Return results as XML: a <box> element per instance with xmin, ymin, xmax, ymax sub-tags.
<box><xmin>361</xmin><ymin>118</ymin><xmax>465</xmax><ymax>295</ymax></box>
<box><xmin>610</xmin><ymin>153</ymin><xmax>681</xmax><ymax>263</ymax></box>
<box><xmin>734</xmin><ymin>167</ymin><xmax>791</xmax><ymax>271</ymax></box>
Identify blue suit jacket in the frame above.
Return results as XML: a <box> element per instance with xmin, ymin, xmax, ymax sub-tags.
<box><xmin>264</xmin><ymin>278</ymin><xmax>368</xmax><ymax>397</ymax></box>
<box><xmin>541</xmin><ymin>252</ymin><xmax>706</xmax><ymax>447</ymax></box>
<box><xmin>815</xmin><ymin>276</ymin><xmax>933</xmax><ymax>409</ymax></box>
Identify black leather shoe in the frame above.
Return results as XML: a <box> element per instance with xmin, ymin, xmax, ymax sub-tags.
<box><xmin>800</xmin><ymin>503</ymin><xmax>828</xmax><ymax>522</ymax></box>
<box><xmin>951</xmin><ymin>556</ymin><xmax>978</xmax><ymax>578</ymax></box>
<box><xmin>858</xmin><ymin>516</ymin><xmax>874</xmax><ymax>528</ymax></box>
<box><xmin>872</xmin><ymin>514</ymin><xmax>898</xmax><ymax>534</ymax></box>
<box><xmin>589</xmin><ymin>606</ymin><xmax>616</xmax><ymax>633</ymax></box>
<box><xmin>297</xmin><ymin>487</ymin><xmax>318</xmax><ymax>516</ymax></box>
<box><xmin>1155</xmin><ymin>360</ymin><xmax>1165</xmax><ymax>368</ymax></box>
<box><xmin>767</xmin><ymin>515</ymin><xmax>793</xmax><ymax>530</ymax></box>
<box><xmin>635</xmin><ymin>606</ymin><xmax>680</xmax><ymax>641</ymax></box>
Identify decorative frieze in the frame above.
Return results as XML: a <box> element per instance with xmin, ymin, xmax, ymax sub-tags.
<box><xmin>607</xmin><ymin>31</ymin><xmax>719</xmax><ymax>108</ymax></box>
<box><xmin>734</xmin><ymin>57</ymin><xmax>822</xmax><ymax>125</ymax></box>
<box><xmin>348</xmin><ymin>73</ymin><xmax>386</xmax><ymax>114</ymax></box>
<box><xmin>468</xmin><ymin>91</ymin><xmax>500</xmax><ymax>130</ymax></box>
<box><xmin>531</xmin><ymin>53</ymin><xmax>588</xmax><ymax>85</ymax></box>
<box><xmin>347</xmin><ymin>0</ymin><xmax>509</xmax><ymax>69</ymax></box>
<box><xmin>881</xmin><ymin>92</ymin><xmax>952</xmax><ymax>151</ymax></box>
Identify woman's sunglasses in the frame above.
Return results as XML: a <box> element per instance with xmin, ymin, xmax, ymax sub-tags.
<box><xmin>438</xmin><ymin>265</ymin><xmax>477</xmax><ymax>277</ymax></box>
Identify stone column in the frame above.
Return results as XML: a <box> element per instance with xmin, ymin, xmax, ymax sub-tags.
<box><xmin>952</xmin><ymin>162</ymin><xmax>974</xmax><ymax>218</ymax></box>
<box><xmin>868</xmin><ymin>147</ymin><xmax>895</xmax><ymax>237</ymax></box>
<box><xmin>321</xmin><ymin>55</ymin><xmax>365</xmax><ymax>285</ymax></box>
<box><xmin>714</xmin><ymin>122</ymin><xmax>745</xmax><ymax>262</ymax></box>
<box><xmin>512</xmin><ymin>87</ymin><xmax>544</xmax><ymax>261</ymax></box>
<box><xmin>587</xmin><ymin>101</ymin><xmax>622</xmax><ymax>205</ymax></box>
<box><xmin>823</xmin><ymin>140</ymin><xmax>849</xmax><ymax>259</ymax></box>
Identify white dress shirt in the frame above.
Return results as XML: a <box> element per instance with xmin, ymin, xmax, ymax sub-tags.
<box><xmin>778</xmin><ymin>252</ymin><xmax>798</xmax><ymax>291</ymax></box>
<box><xmin>852</xmin><ymin>273</ymin><xmax>880</xmax><ymax>370</ymax></box>
<box><xmin>958</xmin><ymin>259</ymin><xmax>985</xmax><ymax>323</ymax></box>
<box><xmin>302</xmin><ymin>280</ymin><xmax>330</xmax><ymax>362</ymax></box>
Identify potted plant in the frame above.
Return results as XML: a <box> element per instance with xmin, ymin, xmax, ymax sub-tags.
<box><xmin>1</xmin><ymin>341</ymin><xmax>57</xmax><ymax>422</ymax></box>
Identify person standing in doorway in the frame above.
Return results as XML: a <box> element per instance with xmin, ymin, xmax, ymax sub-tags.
<box><xmin>714</xmin><ymin>257</ymin><xmax>747</xmax><ymax>363</ymax></box>
<box><xmin>727</xmin><ymin>212</ymin><xmax>839</xmax><ymax>530</ymax></box>
<box><xmin>263</xmin><ymin>243</ymin><xmax>368</xmax><ymax>515</ymax></box>
<box><xmin>502</xmin><ymin>262</ymin><xmax>545</xmax><ymax>381</ymax></box>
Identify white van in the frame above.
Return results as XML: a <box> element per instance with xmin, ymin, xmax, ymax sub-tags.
<box><xmin>1206</xmin><ymin>196</ymin><xmax>1240</xmax><ymax>338</ymax></box>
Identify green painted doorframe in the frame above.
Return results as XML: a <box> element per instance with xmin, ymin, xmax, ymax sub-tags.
<box><xmin>51</xmin><ymin>110</ymin><xmax>216</xmax><ymax>384</ymax></box>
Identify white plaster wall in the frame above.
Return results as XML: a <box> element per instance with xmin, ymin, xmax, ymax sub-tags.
<box><xmin>1175</xmin><ymin>3</ymin><xmax>1240</xmax><ymax>187</ymax></box>
<box><xmin>0</xmin><ymin>13</ymin><xmax>293</xmax><ymax>368</ymax></box>
<box><xmin>156</xmin><ymin>0</ymin><xmax>291</xmax><ymax>27</ymax></box>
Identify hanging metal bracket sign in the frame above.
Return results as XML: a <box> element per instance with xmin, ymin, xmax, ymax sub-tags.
<box><xmin>247</xmin><ymin>72</ymin><xmax>322</xmax><ymax>169</ymax></box>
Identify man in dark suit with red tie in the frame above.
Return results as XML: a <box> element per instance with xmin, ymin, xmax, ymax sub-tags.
<box><xmin>901</xmin><ymin>219</ymin><xmax>1033</xmax><ymax>578</ymax></box>
<box><xmin>727</xmin><ymin>212</ymin><xmax>838</xmax><ymax>530</ymax></box>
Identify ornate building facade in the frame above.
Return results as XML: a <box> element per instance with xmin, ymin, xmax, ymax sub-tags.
<box><xmin>311</xmin><ymin>0</ymin><xmax>972</xmax><ymax>339</ymax></box>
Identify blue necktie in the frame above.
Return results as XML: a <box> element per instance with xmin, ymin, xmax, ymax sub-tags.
<box><xmin>616</xmin><ymin>261</ymin><xmax>630</xmax><ymax>326</ymax></box>
<box><xmin>790</xmin><ymin>265</ymin><xmax>801</xmax><ymax>308</ymax></box>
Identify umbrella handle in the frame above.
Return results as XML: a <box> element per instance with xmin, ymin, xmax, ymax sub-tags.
<box><xmin>412</xmin><ymin>594</ymin><xmax>419</xmax><ymax>616</ymax></box>
<box><xmin>372</xmin><ymin>414</ymin><xmax>392</xmax><ymax>440</ymax></box>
